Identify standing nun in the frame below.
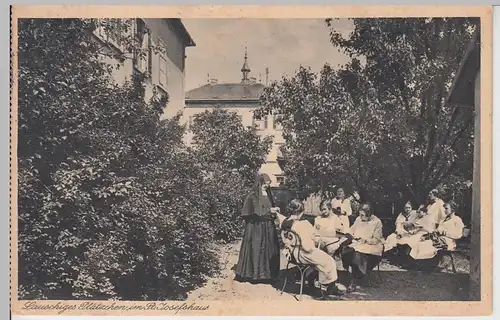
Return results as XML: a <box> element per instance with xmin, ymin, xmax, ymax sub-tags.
<box><xmin>235</xmin><ymin>173</ymin><xmax>281</xmax><ymax>284</ymax></box>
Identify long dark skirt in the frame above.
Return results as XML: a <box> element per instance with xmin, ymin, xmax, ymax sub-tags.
<box><xmin>235</xmin><ymin>219</ymin><xmax>280</xmax><ymax>282</ymax></box>
<box><xmin>342</xmin><ymin>248</ymin><xmax>381</xmax><ymax>279</ymax></box>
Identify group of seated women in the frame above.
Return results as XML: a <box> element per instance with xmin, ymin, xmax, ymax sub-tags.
<box><xmin>276</xmin><ymin>187</ymin><xmax>465</xmax><ymax>296</ymax></box>
<box><xmin>384</xmin><ymin>189</ymin><xmax>465</xmax><ymax>266</ymax></box>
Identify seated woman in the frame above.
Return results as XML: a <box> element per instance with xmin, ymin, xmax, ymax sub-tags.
<box><xmin>277</xmin><ymin>199</ymin><xmax>346</xmax><ymax>296</ymax></box>
<box><xmin>341</xmin><ymin>203</ymin><xmax>384</xmax><ymax>292</ymax></box>
<box><xmin>313</xmin><ymin>200</ymin><xmax>351</xmax><ymax>256</ymax></box>
<box><xmin>384</xmin><ymin>201</ymin><xmax>419</xmax><ymax>252</ymax></box>
<box><xmin>421</xmin><ymin>201</ymin><xmax>464</xmax><ymax>253</ymax></box>
<box><xmin>401</xmin><ymin>205</ymin><xmax>440</xmax><ymax>261</ymax></box>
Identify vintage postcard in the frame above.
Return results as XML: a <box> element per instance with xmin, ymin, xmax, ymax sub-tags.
<box><xmin>10</xmin><ymin>5</ymin><xmax>493</xmax><ymax>316</ymax></box>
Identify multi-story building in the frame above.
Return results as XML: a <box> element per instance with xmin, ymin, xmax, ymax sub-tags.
<box><xmin>183</xmin><ymin>49</ymin><xmax>285</xmax><ymax>186</ymax></box>
<box><xmin>92</xmin><ymin>18</ymin><xmax>195</xmax><ymax>118</ymax></box>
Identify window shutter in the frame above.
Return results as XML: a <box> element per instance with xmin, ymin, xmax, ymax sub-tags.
<box><xmin>147</xmin><ymin>30</ymin><xmax>152</xmax><ymax>77</ymax></box>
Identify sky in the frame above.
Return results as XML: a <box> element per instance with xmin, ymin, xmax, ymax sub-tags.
<box><xmin>182</xmin><ymin>19</ymin><xmax>353</xmax><ymax>91</ymax></box>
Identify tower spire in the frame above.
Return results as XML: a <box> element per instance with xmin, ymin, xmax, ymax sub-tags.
<box><xmin>241</xmin><ymin>45</ymin><xmax>250</xmax><ymax>84</ymax></box>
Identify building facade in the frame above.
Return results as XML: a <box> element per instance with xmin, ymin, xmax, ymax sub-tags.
<box><xmin>183</xmin><ymin>49</ymin><xmax>285</xmax><ymax>186</ymax></box>
<box><xmin>92</xmin><ymin>18</ymin><xmax>195</xmax><ymax>118</ymax></box>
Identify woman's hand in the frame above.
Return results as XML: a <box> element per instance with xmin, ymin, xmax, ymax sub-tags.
<box><xmin>403</xmin><ymin>222</ymin><xmax>414</xmax><ymax>231</ymax></box>
<box><xmin>270</xmin><ymin>207</ymin><xmax>280</xmax><ymax>214</ymax></box>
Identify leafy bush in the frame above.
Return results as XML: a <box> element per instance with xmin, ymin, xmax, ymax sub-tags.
<box><xmin>17</xmin><ymin>18</ymin><xmax>219</xmax><ymax>300</ymax></box>
<box><xmin>202</xmin><ymin>166</ymin><xmax>248</xmax><ymax>243</ymax></box>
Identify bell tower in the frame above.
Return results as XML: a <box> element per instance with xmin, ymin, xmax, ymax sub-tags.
<box><xmin>241</xmin><ymin>46</ymin><xmax>251</xmax><ymax>84</ymax></box>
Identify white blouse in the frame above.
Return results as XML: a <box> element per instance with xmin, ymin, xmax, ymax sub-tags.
<box><xmin>331</xmin><ymin>198</ymin><xmax>352</xmax><ymax>216</ymax></box>
<box><xmin>438</xmin><ymin>213</ymin><xmax>464</xmax><ymax>243</ymax></box>
<box><xmin>409</xmin><ymin>213</ymin><xmax>464</xmax><ymax>255</ymax></box>
<box><xmin>278</xmin><ymin>213</ymin><xmax>316</xmax><ymax>252</ymax></box>
<box><xmin>394</xmin><ymin>210</ymin><xmax>419</xmax><ymax>235</ymax></box>
<box><xmin>349</xmin><ymin>215</ymin><xmax>384</xmax><ymax>256</ymax></box>
<box><xmin>314</xmin><ymin>214</ymin><xmax>348</xmax><ymax>238</ymax></box>
<box><xmin>427</xmin><ymin>198</ymin><xmax>446</xmax><ymax>225</ymax></box>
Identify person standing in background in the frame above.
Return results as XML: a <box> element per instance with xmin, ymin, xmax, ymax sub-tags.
<box><xmin>426</xmin><ymin>189</ymin><xmax>446</xmax><ymax>226</ymax></box>
<box><xmin>331</xmin><ymin>188</ymin><xmax>352</xmax><ymax>230</ymax></box>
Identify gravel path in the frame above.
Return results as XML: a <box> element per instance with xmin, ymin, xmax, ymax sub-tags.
<box><xmin>187</xmin><ymin>240</ymin><xmax>470</xmax><ymax>301</ymax></box>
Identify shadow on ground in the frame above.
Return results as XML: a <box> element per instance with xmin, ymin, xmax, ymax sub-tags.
<box><xmin>276</xmin><ymin>267</ymin><xmax>469</xmax><ymax>301</ymax></box>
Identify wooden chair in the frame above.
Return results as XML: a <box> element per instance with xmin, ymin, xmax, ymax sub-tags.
<box><xmin>281</xmin><ymin>229</ymin><xmax>313</xmax><ymax>301</ymax></box>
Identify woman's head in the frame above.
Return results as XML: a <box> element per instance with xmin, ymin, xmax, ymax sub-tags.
<box><xmin>319</xmin><ymin>199</ymin><xmax>333</xmax><ymax>217</ymax></box>
<box><xmin>416</xmin><ymin>205</ymin><xmax>427</xmax><ymax>217</ymax></box>
<box><xmin>336</xmin><ymin>188</ymin><xmax>345</xmax><ymax>199</ymax></box>
<box><xmin>358</xmin><ymin>203</ymin><xmax>373</xmax><ymax>221</ymax></box>
<box><xmin>286</xmin><ymin>199</ymin><xmax>304</xmax><ymax>218</ymax></box>
<box><xmin>428</xmin><ymin>189</ymin><xmax>439</xmax><ymax>201</ymax></box>
<box><xmin>444</xmin><ymin>201</ymin><xmax>456</xmax><ymax>216</ymax></box>
<box><xmin>255</xmin><ymin>173</ymin><xmax>271</xmax><ymax>192</ymax></box>
<box><xmin>404</xmin><ymin>201</ymin><xmax>413</xmax><ymax>214</ymax></box>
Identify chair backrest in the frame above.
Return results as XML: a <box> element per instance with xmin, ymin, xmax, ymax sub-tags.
<box><xmin>281</xmin><ymin>229</ymin><xmax>307</xmax><ymax>266</ymax></box>
<box><xmin>462</xmin><ymin>227</ymin><xmax>471</xmax><ymax>238</ymax></box>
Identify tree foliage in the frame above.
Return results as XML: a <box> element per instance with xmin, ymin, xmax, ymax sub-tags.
<box><xmin>257</xmin><ymin>18</ymin><xmax>477</xmax><ymax>214</ymax></box>
<box><xmin>191</xmin><ymin>109</ymin><xmax>273</xmax><ymax>184</ymax></box>
<box><xmin>190</xmin><ymin>109</ymin><xmax>273</xmax><ymax>242</ymax></box>
<box><xmin>17</xmin><ymin>18</ymin><xmax>223</xmax><ymax>300</ymax></box>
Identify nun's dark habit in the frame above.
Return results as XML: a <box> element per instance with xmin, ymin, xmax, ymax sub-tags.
<box><xmin>234</xmin><ymin>173</ymin><xmax>280</xmax><ymax>283</ymax></box>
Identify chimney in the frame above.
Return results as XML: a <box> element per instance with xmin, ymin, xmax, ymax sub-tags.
<box><xmin>265</xmin><ymin>67</ymin><xmax>269</xmax><ymax>85</ymax></box>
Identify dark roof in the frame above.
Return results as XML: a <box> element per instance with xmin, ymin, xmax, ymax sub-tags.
<box><xmin>185</xmin><ymin>83</ymin><xmax>266</xmax><ymax>101</ymax></box>
<box><xmin>166</xmin><ymin>19</ymin><xmax>196</xmax><ymax>47</ymax></box>
<box><xmin>447</xmin><ymin>29</ymin><xmax>480</xmax><ymax>107</ymax></box>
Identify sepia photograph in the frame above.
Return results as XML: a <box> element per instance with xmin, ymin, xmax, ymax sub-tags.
<box><xmin>9</xmin><ymin>5</ymin><xmax>493</xmax><ymax>316</ymax></box>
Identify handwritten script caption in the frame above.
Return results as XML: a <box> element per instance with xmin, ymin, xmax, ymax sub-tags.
<box><xmin>22</xmin><ymin>301</ymin><xmax>210</xmax><ymax>315</ymax></box>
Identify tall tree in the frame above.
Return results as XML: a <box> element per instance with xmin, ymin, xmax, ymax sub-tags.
<box><xmin>257</xmin><ymin>18</ymin><xmax>477</xmax><ymax>213</ymax></box>
<box><xmin>190</xmin><ymin>109</ymin><xmax>273</xmax><ymax>185</ymax></box>
<box><xmin>190</xmin><ymin>109</ymin><xmax>273</xmax><ymax>241</ymax></box>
